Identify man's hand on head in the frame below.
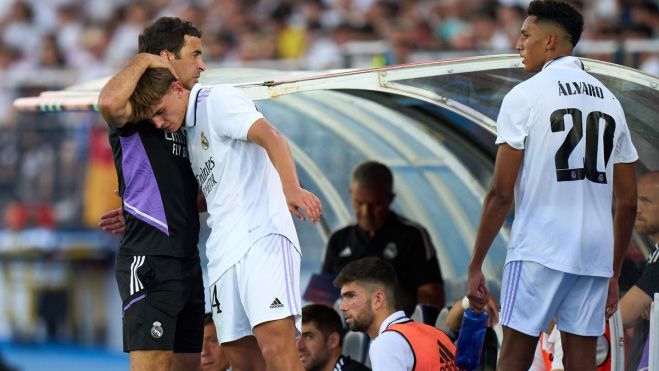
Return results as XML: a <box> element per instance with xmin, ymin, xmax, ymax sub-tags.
<box><xmin>138</xmin><ymin>53</ymin><xmax>179</xmax><ymax>80</ymax></box>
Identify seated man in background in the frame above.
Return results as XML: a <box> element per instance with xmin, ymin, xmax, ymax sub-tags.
<box><xmin>297</xmin><ymin>304</ymin><xmax>370</xmax><ymax>371</ymax></box>
<box><xmin>322</xmin><ymin>161</ymin><xmax>445</xmax><ymax>314</ymax></box>
<box><xmin>202</xmin><ymin>313</ymin><xmax>229</xmax><ymax>371</ymax></box>
<box><xmin>619</xmin><ymin>171</ymin><xmax>659</xmax><ymax>370</ymax></box>
<box><xmin>335</xmin><ymin>257</ymin><xmax>456</xmax><ymax>370</ymax></box>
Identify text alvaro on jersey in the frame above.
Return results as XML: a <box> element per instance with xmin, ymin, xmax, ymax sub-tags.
<box><xmin>558</xmin><ymin>80</ymin><xmax>604</xmax><ymax>99</ymax></box>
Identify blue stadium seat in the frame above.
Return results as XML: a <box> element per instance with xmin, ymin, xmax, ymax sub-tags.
<box><xmin>342</xmin><ymin>330</ymin><xmax>371</xmax><ymax>367</ymax></box>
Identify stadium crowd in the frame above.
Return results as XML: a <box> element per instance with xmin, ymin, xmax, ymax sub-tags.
<box><xmin>0</xmin><ymin>0</ymin><xmax>655</xmax><ymax>229</ymax></box>
<box><xmin>0</xmin><ymin>0</ymin><xmax>654</xmax><ymax>126</ymax></box>
<box><xmin>0</xmin><ymin>1</ymin><xmax>657</xmax><ymax>370</ymax></box>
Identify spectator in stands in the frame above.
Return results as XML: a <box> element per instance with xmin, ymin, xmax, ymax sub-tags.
<box><xmin>2</xmin><ymin>1</ymin><xmax>41</xmax><ymax>63</ymax></box>
<box><xmin>470</xmin><ymin>6</ymin><xmax>511</xmax><ymax>51</ymax></box>
<box><xmin>103</xmin><ymin>2</ymin><xmax>151</xmax><ymax>67</ymax></box>
<box><xmin>54</xmin><ymin>4</ymin><xmax>82</xmax><ymax>57</ymax></box>
<box><xmin>322</xmin><ymin>161</ymin><xmax>445</xmax><ymax>315</ymax></box>
<box><xmin>37</xmin><ymin>34</ymin><xmax>66</xmax><ymax>68</ymax></box>
<box><xmin>0</xmin><ymin>43</ymin><xmax>21</xmax><ymax>124</ymax></box>
<box><xmin>0</xmin><ymin>0</ymin><xmax>655</xmax><ymax>87</ymax></box>
<box><xmin>297</xmin><ymin>304</ymin><xmax>370</xmax><ymax>371</ymax></box>
<box><xmin>335</xmin><ymin>257</ymin><xmax>457</xmax><ymax>370</ymax></box>
<box><xmin>202</xmin><ymin>313</ymin><xmax>229</xmax><ymax>371</ymax></box>
<box><xmin>628</xmin><ymin>1</ymin><xmax>659</xmax><ymax>33</ymax></box>
<box><xmin>619</xmin><ymin>171</ymin><xmax>659</xmax><ymax>370</ymax></box>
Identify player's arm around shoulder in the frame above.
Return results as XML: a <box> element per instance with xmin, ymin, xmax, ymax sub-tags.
<box><xmin>98</xmin><ymin>53</ymin><xmax>177</xmax><ymax>128</ymax></box>
<box><xmin>246</xmin><ymin>118</ymin><xmax>322</xmax><ymax>223</ymax></box>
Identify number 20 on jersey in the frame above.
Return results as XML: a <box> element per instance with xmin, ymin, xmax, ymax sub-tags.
<box><xmin>551</xmin><ymin>108</ymin><xmax>615</xmax><ymax>184</ymax></box>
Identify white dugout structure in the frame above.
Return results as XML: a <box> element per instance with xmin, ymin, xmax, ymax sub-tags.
<box><xmin>10</xmin><ymin>55</ymin><xmax>659</xmax><ymax>367</ymax></box>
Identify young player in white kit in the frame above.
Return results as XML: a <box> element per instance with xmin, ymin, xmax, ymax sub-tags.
<box><xmin>126</xmin><ymin>68</ymin><xmax>322</xmax><ymax>371</ymax></box>
<box><xmin>466</xmin><ymin>1</ymin><xmax>638</xmax><ymax>370</ymax></box>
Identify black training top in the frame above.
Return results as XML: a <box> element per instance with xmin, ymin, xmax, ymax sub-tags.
<box><xmin>334</xmin><ymin>355</ymin><xmax>371</xmax><ymax>371</ymax></box>
<box><xmin>636</xmin><ymin>244</ymin><xmax>659</xmax><ymax>298</ymax></box>
<box><xmin>109</xmin><ymin>122</ymin><xmax>199</xmax><ymax>257</ymax></box>
<box><xmin>322</xmin><ymin>211</ymin><xmax>443</xmax><ymax>313</ymax></box>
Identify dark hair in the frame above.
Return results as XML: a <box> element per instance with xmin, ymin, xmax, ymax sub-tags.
<box><xmin>302</xmin><ymin>304</ymin><xmax>344</xmax><ymax>345</ymax></box>
<box><xmin>334</xmin><ymin>257</ymin><xmax>399</xmax><ymax>309</ymax></box>
<box><xmin>352</xmin><ymin>161</ymin><xmax>393</xmax><ymax>193</ymax></box>
<box><xmin>635</xmin><ymin>0</ymin><xmax>658</xmax><ymax>14</ymax></box>
<box><xmin>203</xmin><ymin>312</ymin><xmax>214</xmax><ymax>326</ymax></box>
<box><xmin>13</xmin><ymin>1</ymin><xmax>34</xmax><ymax>23</ymax></box>
<box><xmin>128</xmin><ymin>67</ymin><xmax>177</xmax><ymax>122</ymax></box>
<box><xmin>527</xmin><ymin>1</ymin><xmax>583</xmax><ymax>47</ymax></box>
<box><xmin>138</xmin><ymin>17</ymin><xmax>202</xmax><ymax>57</ymax></box>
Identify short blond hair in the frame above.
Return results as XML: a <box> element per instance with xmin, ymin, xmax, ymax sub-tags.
<box><xmin>129</xmin><ymin>67</ymin><xmax>177</xmax><ymax>122</ymax></box>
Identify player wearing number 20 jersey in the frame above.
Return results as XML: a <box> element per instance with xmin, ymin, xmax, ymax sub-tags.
<box><xmin>496</xmin><ymin>55</ymin><xmax>638</xmax><ymax>277</ymax></box>
<box><xmin>469</xmin><ymin>2</ymin><xmax>638</xmax><ymax>368</ymax></box>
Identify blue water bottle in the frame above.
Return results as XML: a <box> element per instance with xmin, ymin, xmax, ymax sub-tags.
<box><xmin>455</xmin><ymin>307</ymin><xmax>489</xmax><ymax>371</ymax></box>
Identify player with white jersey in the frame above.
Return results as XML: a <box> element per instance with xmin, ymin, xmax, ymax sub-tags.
<box><xmin>466</xmin><ymin>2</ymin><xmax>638</xmax><ymax>370</ymax></box>
<box><xmin>185</xmin><ymin>84</ymin><xmax>301</xmax><ymax>296</ymax></box>
<box><xmin>125</xmin><ymin>68</ymin><xmax>322</xmax><ymax>371</ymax></box>
<box><xmin>499</xmin><ymin>55</ymin><xmax>636</xmax><ymax>277</ymax></box>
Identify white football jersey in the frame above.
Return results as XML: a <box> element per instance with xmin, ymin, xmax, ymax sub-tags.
<box><xmin>496</xmin><ymin>56</ymin><xmax>638</xmax><ymax>277</ymax></box>
<box><xmin>185</xmin><ymin>84</ymin><xmax>300</xmax><ymax>283</ymax></box>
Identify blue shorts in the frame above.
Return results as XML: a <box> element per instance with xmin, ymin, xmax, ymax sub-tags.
<box><xmin>500</xmin><ymin>260</ymin><xmax>608</xmax><ymax>337</ymax></box>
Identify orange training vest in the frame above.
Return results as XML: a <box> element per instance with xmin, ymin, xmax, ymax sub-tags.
<box><xmin>386</xmin><ymin>320</ymin><xmax>458</xmax><ymax>371</ymax></box>
<box><xmin>541</xmin><ymin>323</ymin><xmax>611</xmax><ymax>371</ymax></box>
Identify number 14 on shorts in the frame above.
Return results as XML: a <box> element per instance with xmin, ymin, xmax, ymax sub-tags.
<box><xmin>212</xmin><ymin>285</ymin><xmax>222</xmax><ymax>314</ymax></box>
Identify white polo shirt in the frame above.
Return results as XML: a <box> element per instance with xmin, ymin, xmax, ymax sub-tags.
<box><xmin>496</xmin><ymin>56</ymin><xmax>638</xmax><ymax>277</ymax></box>
<box><xmin>368</xmin><ymin>311</ymin><xmax>413</xmax><ymax>370</ymax></box>
<box><xmin>185</xmin><ymin>84</ymin><xmax>300</xmax><ymax>284</ymax></box>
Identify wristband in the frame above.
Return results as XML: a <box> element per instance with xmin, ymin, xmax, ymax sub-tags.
<box><xmin>462</xmin><ymin>296</ymin><xmax>470</xmax><ymax>310</ymax></box>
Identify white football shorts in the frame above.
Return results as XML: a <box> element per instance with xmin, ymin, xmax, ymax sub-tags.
<box><xmin>500</xmin><ymin>260</ymin><xmax>608</xmax><ymax>337</ymax></box>
<box><xmin>210</xmin><ymin>233</ymin><xmax>302</xmax><ymax>343</ymax></box>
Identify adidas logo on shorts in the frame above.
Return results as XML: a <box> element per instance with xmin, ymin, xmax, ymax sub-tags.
<box><xmin>269</xmin><ymin>298</ymin><xmax>284</xmax><ymax>309</ymax></box>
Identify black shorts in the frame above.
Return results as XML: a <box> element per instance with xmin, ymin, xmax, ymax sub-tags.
<box><xmin>115</xmin><ymin>253</ymin><xmax>204</xmax><ymax>353</ymax></box>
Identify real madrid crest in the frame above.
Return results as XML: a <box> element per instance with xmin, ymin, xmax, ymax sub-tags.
<box><xmin>151</xmin><ymin>321</ymin><xmax>164</xmax><ymax>339</ymax></box>
<box><xmin>383</xmin><ymin>242</ymin><xmax>398</xmax><ymax>259</ymax></box>
<box><xmin>201</xmin><ymin>131</ymin><xmax>209</xmax><ymax>150</ymax></box>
